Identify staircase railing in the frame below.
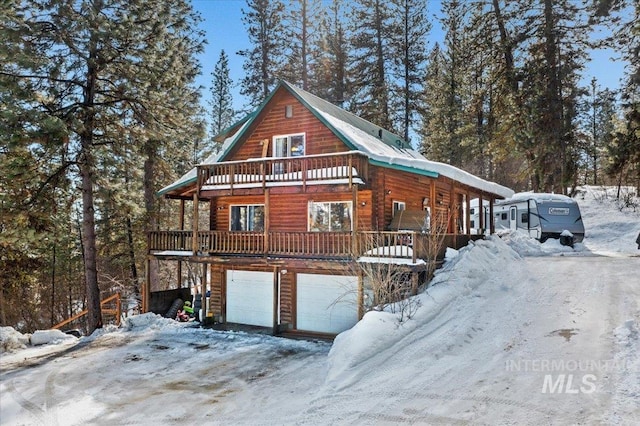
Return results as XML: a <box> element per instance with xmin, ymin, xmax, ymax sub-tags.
<box><xmin>52</xmin><ymin>293</ymin><xmax>122</xmax><ymax>330</ymax></box>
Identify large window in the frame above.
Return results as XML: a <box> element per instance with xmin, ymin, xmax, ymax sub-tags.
<box><xmin>308</xmin><ymin>201</ymin><xmax>352</xmax><ymax>232</ymax></box>
<box><xmin>230</xmin><ymin>205</ymin><xmax>264</xmax><ymax>231</ymax></box>
<box><xmin>273</xmin><ymin>133</ymin><xmax>305</xmax><ymax>158</ymax></box>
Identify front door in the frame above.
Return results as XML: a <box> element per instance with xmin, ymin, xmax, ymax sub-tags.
<box><xmin>509</xmin><ymin>206</ymin><xmax>518</xmax><ymax>231</ymax></box>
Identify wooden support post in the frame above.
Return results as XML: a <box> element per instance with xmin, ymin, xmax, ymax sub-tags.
<box><xmin>352</xmin><ymin>185</ymin><xmax>359</xmax><ymax>257</ymax></box>
<box><xmin>192</xmin><ymin>193</ymin><xmax>199</xmax><ymax>254</ymax></box>
<box><xmin>479</xmin><ymin>193</ymin><xmax>485</xmax><ymax>234</ymax></box>
<box><xmin>143</xmin><ymin>256</ymin><xmax>151</xmax><ymax>313</ymax></box>
<box><xmin>490</xmin><ymin>197</ymin><xmax>495</xmax><ymax>234</ymax></box>
<box><xmin>178</xmin><ymin>199</ymin><xmax>185</xmax><ymax>287</ymax></box>
<box><xmin>201</xmin><ymin>263</ymin><xmax>207</xmax><ymax>305</ymax></box>
<box><xmin>264</xmin><ymin>188</ymin><xmax>270</xmax><ymax>256</ymax></box>
<box><xmin>412</xmin><ymin>232</ymin><xmax>418</xmax><ymax>264</ymax></box>
<box><xmin>466</xmin><ymin>192</ymin><xmax>471</xmax><ymax>235</ymax></box>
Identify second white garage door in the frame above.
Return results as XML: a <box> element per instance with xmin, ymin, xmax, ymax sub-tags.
<box><xmin>226</xmin><ymin>270</ymin><xmax>274</xmax><ymax>327</ymax></box>
<box><xmin>297</xmin><ymin>273</ymin><xmax>359</xmax><ymax>334</ymax></box>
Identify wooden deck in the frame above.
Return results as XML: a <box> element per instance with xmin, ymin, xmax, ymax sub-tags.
<box><xmin>196</xmin><ymin>152</ymin><xmax>369</xmax><ymax>194</ymax></box>
<box><xmin>148</xmin><ymin>230</ymin><xmax>482</xmax><ymax>262</ymax></box>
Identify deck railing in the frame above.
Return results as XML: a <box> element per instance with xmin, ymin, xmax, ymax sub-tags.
<box><xmin>148</xmin><ymin>230</ymin><xmax>481</xmax><ymax>261</ymax></box>
<box><xmin>197</xmin><ymin>151</ymin><xmax>369</xmax><ymax>191</ymax></box>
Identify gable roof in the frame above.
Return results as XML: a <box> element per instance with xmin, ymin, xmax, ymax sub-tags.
<box><xmin>160</xmin><ymin>81</ymin><xmax>514</xmax><ymax>199</ymax></box>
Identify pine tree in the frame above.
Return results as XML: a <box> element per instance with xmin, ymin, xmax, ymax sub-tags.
<box><xmin>1</xmin><ymin>0</ymin><xmax>204</xmax><ymax>333</ymax></box>
<box><xmin>420</xmin><ymin>44</ymin><xmax>449</xmax><ymax>161</ymax></box>
<box><xmin>280</xmin><ymin>0</ymin><xmax>322</xmax><ymax>90</ymax></box>
<box><xmin>389</xmin><ymin>0</ymin><xmax>430</xmax><ymax>143</ymax></box>
<box><xmin>420</xmin><ymin>0</ymin><xmax>469</xmax><ymax>165</ymax></box>
<box><xmin>210</xmin><ymin>50</ymin><xmax>236</xmax><ymax>141</ymax></box>
<box><xmin>580</xmin><ymin>79</ymin><xmax>616</xmax><ymax>185</ymax></box>
<box><xmin>595</xmin><ymin>0</ymin><xmax>640</xmax><ymax>193</ymax></box>
<box><xmin>490</xmin><ymin>0</ymin><xmax>591</xmax><ymax>193</ymax></box>
<box><xmin>311</xmin><ymin>0</ymin><xmax>348</xmax><ymax>106</ymax></box>
<box><xmin>347</xmin><ymin>0</ymin><xmax>395</xmax><ymax>131</ymax></box>
<box><xmin>238</xmin><ymin>0</ymin><xmax>286</xmax><ymax>108</ymax></box>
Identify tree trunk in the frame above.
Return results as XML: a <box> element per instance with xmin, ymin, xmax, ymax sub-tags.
<box><xmin>143</xmin><ymin>139</ymin><xmax>159</xmax><ymax>291</ymax></box>
<box><xmin>80</xmin><ymin>142</ymin><xmax>102</xmax><ymax>332</ymax></box>
<box><xmin>126</xmin><ymin>215</ymin><xmax>138</xmax><ymax>291</ymax></box>
<box><xmin>81</xmin><ymin>35</ymin><xmax>102</xmax><ymax>334</ymax></box>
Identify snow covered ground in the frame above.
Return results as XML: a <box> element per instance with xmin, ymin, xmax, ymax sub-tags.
<box><xmin>1</xmin><ymin>186</ymin><xmax>639</xmax><ymax>425</ymax></box>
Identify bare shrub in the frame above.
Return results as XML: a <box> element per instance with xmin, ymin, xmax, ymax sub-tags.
<box><xmin>343</xmin><ymin>209</ymin><xmax>452</xmax><ymax>323</ymax></box>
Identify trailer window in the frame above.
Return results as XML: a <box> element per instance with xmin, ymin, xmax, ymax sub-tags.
<box><xmin>501</xmin><ymin>212</ymin><xmax>507</xmax><ymax>221</ymax></box>
<box><xmin>521</xmin><ymin>212</ymin><xmax>529</xmax><ymax>223</ymax></box>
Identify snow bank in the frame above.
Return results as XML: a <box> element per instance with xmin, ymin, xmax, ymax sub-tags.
<box><xmin>122</xmin><ymin>312</ymin><xmax>173</xmax><ymax>330</ymax></box>
<box><xmin>0</xmin><ymin>326</ymin><xmax>31</xmax><ymax>353</ymax></box>
<box><xmin>327</xmin><ymin>236</ymin><xmax>520</xmax><ymax>387</ymax></box>
<box><xmin>30</xmin><ymin>329</ymin><xmax>77</xmax><ymax>346</ymax></box>
<box><xmin>1</xmin><ymin>327</ymin><xmax>77</xmax><ymax>352</ymax></box>
<box><xmin>500</xmin><ymin>230</ymin><xmax>585</xmax><ymax>256</ymax></box>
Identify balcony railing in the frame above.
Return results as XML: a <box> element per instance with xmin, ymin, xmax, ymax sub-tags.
<box><xmin>197</xmin><ymin>151</ymin><xmax>369</xmax><ymax>192</ymax></box>
<box><xmin>148</xmin><ymin>230</ymin><xmax>482</xmax><ymax>262</ymax></box>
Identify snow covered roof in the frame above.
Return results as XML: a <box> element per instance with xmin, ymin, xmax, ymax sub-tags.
<box><xmin>500</xmin><ymin>192</ymin><xmax>577</xmax><ymax>204</ymax></box>
<box><xmin>159</xmin><ymin>81</ymin><xmax>514</xmax><ymax>199</ymax></box>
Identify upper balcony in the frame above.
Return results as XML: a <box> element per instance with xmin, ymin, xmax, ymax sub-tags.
<box><xmin>147</xmin><ymin>230</ymin><xmax>481</xmax><ymax>265</ymax></box>
<box><xmin>195</xmin><ymin>151</ymin><xmax>369</xmax><ymax>196</ymax></box>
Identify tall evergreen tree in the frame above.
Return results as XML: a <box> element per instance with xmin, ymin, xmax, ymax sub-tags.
<box><xmin>347</xmin><ymin>0</ymin><xmax>395</xmax><ymax>131</ymax></box>
<box><xmin>595</xmin><ymin>0</ymin><xmax>640</xmax><ymax>193</ymax></box>
<box><xmin>491</xmin><ymin>0</ymin><xmax>590</xmax><ymax>193</ymax></box>
<box><xmin>280</xmin><ymin>0</ymin><xmax>322</xmax><ymax>90</ymax></box>
<box><xmin>420</xmin><ymin>0</ymin><xmax>469</xmax><ymax>165</ymax></box>
<box><xmin>210</xmin><ymin>50</ymin><xmax>236</xmax><ymax>140</ymax></box>
<box><xmin>389</xmin><ymin>0</ymin><xmax>430</xmax><ymax>143</ymax></box>
<box><xmin>1</xmin><ymin>0</ymin><xmax>204</xmax><ymax>333</ymax></box>
<box><xmin>311</xmin><ymin>0</ymin><xmax>348</xmax><ymax>106</ymax></box>
<box><xmin>238</xmin><ymin>0</ymin><xmax>286</xmax><ymax>108</ymax></box>
<box><xmin>420</xmin><ymin>44</ymin><xmax>450</xmax><ymax>161</ymax></box>
<box><xmin>580</xmin><ymin>78</ymin><xmax>616</xmax><ymax>185</ymax></box>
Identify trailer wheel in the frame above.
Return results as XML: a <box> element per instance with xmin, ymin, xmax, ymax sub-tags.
<box><xmin>164</xmin><ymin>298</ymin><xmax>184</xmax><ymax>319</ymax></box>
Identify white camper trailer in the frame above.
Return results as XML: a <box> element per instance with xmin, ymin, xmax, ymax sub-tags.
<box><xmin>469</xmin><ymin>198</ymin><xmax>491</xmax><ymax>236</ymax></box>
<box><xmin>492</xmin><ymin>193</ymin><xmax>585</xmax><ymax>244</ymax></box>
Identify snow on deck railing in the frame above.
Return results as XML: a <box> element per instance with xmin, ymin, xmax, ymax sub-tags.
<box><xmin>197</xmin><ymin>152</ymin><xmax>368</xmax><ymax>191</ymax></box>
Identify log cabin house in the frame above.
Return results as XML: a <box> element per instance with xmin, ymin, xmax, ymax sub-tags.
<box><xmin>144</xmin><ymin>80</ymin><xmax>513</xmax><ymax>338</ymax></box>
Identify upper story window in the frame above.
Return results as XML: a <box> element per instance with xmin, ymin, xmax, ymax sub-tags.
<box><xmin>393</xmin><ymin>201</ymin><xmax>406</xmax><ymax>216</ymax></box>
<box><xmin>273</xmin><ymin>133</ymin><xmax>305</xmax><ymax>158</ymax></box>
<box><xmin>230</xmin><ymin>205</ymin><xmax>264</xmax><ymax>231</ymax></box>
<box><xmin>308</xmin><ymin>201</ymin><xmax>352</xmax><ymax>232</ymax></box>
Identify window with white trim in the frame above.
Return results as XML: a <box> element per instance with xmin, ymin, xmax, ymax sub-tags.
<box><xmin>273</xmin><ymin>133</ymin><xmax>305</xmax><ymax>158</ymax></box>
<box><xmin>308</xmin><ymin>201</ymin><xmax>352</xmax><ymax>232</ymax></box>
<box><xmin>393</xmin><ymin>201</ymin><xmax>406</xmax><ymax>216</ymax></box>
<box><xmin>230</xmin><ymin>205</ymin><xmax>264</xmax><ymax>231</ymax></box>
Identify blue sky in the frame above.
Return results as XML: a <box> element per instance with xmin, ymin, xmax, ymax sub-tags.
<box><xmin>192</xmin><ymin>0</ymin><xmax>626</xmax><ymax>114</ymax></box>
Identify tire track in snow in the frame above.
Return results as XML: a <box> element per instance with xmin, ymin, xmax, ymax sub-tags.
<box><xmin>44</xmin><ymin>370</ymin><xmax>60</xmax><ymax>426</ymax></box>
<box><xmin>301</xmin><ymin>388</ymin><xmax>555</xmax><ymax>425</ymax></box>
<box><xmin>6</xmin><ymin>379</ymin><xmax>46</xmax><ymax>425</ymax></box>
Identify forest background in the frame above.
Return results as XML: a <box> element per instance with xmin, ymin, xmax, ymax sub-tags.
<box><xmin>0</xmin><ymin>0</ymin><xmax>638</xmax><ymax>334</ymax></box>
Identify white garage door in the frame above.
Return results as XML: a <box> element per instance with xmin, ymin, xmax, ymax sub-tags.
<box><xmin>226</xmin><ymin>270</ymin><xmax>274</xmax><ymax>327</ymax></box>
<box><xmin>297</xmin><ymin>273</ymin><xmax>359</xmax><ymax>334</ymax></box>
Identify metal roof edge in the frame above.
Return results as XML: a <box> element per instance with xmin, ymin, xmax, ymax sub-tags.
<box><xmin>369</xmin><ymin>158</ymin><xmax>439</xmax><ymax>178</ymax></box>
<box><xmin>157</xmin><ymin>176</ymin><xmax>197</xmax><ymax>197</ymax></box>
